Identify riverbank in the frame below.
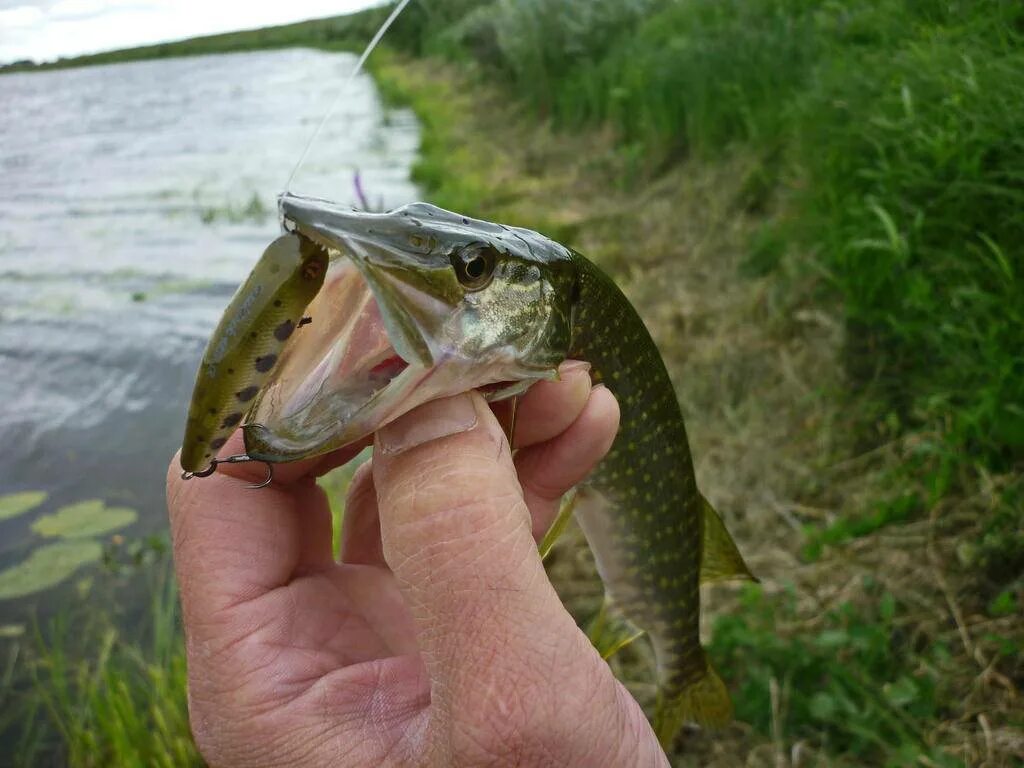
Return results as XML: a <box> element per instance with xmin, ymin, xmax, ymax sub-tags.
<box><xmin>368</xmin><ymin>51</ymin><xmax>1022</xmax><ymax>766</ymax></box>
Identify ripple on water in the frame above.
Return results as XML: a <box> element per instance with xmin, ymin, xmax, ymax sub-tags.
<box><xmin>0</xmin><ymin>49</ymin><xmax>420</xmax><ymax>614</ymax></box>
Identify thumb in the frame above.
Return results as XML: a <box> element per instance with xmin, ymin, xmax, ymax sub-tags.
<box><xmin>372</xmin><ymin>391</ymin><xmax>584</xmax><ymax>718</ymax></box>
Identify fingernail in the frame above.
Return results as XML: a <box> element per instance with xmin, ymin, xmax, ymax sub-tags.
<box><xmin>559</xmin><ymin>360</ymin><xmax>591</xmax><ymax>376</ymax></box>
<box><xmin>592</xmin><ymin>383</ymin><xmax>607</xmax><ymax>393</ymax></box>
<box><xmin>378</xmin><ymin>393</ymin><xmax>479</xmax><ymax>455</ymax></box>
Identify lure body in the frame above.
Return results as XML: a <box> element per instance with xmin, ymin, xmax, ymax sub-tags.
<box><xmin>180</xmin><ymin>234</ymin><xmax>326</xmax><ymax>473</ymax></box>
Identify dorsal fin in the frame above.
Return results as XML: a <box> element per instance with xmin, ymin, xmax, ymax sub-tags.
<box><xmin>700</xmin><ymin>494</ymin><xmax>757</xmax><ymax>585</ymax></box>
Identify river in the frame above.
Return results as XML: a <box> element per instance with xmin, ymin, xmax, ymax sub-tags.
<box><xmin>0</xmin><ymin>49</ymin><xmax>419</xmax><ymax>623</ymax></box>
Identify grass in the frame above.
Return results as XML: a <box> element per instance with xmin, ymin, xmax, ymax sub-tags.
<box><xmin>6</xmin><ymin>560</ymin><xmax>200</xmax><ymax>767</ymax></box>
<box><xmin>397</xmin><ymin>0</ymin><xmax>1024</xmax><ymax>482</ymax></box>
<box><xmin>367</xmin><ymin>22</ymin><xmax>1023</xmax><ymax>764</ymax></box>
<box><xmin>364</xmin><ymin>7</ymin><xmax>1019</xmax><ymax>765</ymax></box>
<box><xmin>3</xmin><ymin>2</ymin><xmax>1022</xmax><ymax>765</ymax></box>
<box><xmin>712</xmin><ymin>584</ymin><xmax>959</xmax><ymax>767</ymax></box>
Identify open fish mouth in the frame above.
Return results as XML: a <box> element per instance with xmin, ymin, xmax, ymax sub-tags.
<box><xmin>242</xmin><ymin>232</ymin><xmax>426</xmax><ymax>461</ymax></box>
<box><xmin>239</xmin><ymin>193</ymin><xmax>567</xmax><ymax>463</ymax></box>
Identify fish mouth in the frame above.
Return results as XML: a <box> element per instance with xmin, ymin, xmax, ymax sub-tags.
<box><xmin>242</xmin><ymin>229</ymin><xmax>426</xmax><ymax>462</ymax></box>
<box><xmin>242</xmin><ymin>193</ymin><xmax>554</xmax><ymax>463</ymax></box>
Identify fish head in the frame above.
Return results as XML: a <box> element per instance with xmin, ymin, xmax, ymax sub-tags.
<box><xmin>242</xmin><ymin>193</ymin><xmax>577</xmax><ymax>461</ymax></box>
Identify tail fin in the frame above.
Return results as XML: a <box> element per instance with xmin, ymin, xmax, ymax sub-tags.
<box><xmin>653</xmin><ymin>662</ymin><xmax>733</xmax><ymax>748</ymax></box>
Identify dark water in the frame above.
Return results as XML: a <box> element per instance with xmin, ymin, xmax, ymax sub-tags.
<box><xmin>0</xmin><ymin>49</ymin><xmax>419</xmax><ymax>623</ymax></box>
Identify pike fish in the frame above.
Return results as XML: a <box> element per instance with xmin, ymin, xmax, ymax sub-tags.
<box><xmin>180</xmin><ymin>192</ymin><xmax>755</xmax><ymax>747</ymax></box>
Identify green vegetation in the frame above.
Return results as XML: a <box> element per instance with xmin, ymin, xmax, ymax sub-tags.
<box><xmin>367</xmin><ymin>2</ymin><xmax>1024</xmax><ymax>763</ymax></box>
<box><xmin>0</xmin><ymin>492</ymin><xmax>48</xmax><ymax>522</ymax></box>
<box><xmin>713</xmin><ymin>583</ymin><xmax>967</xmax><ymax>767</ymax></box>
<box><xmin>8</xmin><ymin>564</ymin><xmax>200</xmax><ymax>767</ymax></box>
<box><xmin>389</xmin><ymin>0</ymin><xmax>1024</xmax><ymax>488</ymax></box>
<box><xmin>3</xmin><ymin>1</ymin><xmax>1021</xmax><ymax>766</ymax></box>
<box><xmin>0</xmin><ymin>496</ymin><xmax>138</xmax><ymax>600</ymax></box>
<box><xmin>2</xmin><ymin>470</ymin><xmax>360</xmax><ymax>767</ymax></box>
<box><xmin>197</xmin><ymin>192</ymin><xmax>271</xmax><ymax>226</ymax></box>
<box><xmin>0</xmin><ymin>542</ymin><xmax>103</xmax><ymax>601</ymax></box>
<box><xmin>0</xmin><ymin>8</ymin><xmax>396</xmax><ymax>71</ymax></box>
<box><xmin>32</xmin><ymin>502</ymin><xmax>137</xmax><ymax>540</ymax></box>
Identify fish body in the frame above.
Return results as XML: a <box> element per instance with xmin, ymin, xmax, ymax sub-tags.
<box><xmin>181</xmin><ymin>193</ymin><xmax>752</xmax><ymax>746</ymax></box>
<box><xmin>568</xmin><ymin>253</ymin><xmax>753</xmax><ymax>741</ymax></box>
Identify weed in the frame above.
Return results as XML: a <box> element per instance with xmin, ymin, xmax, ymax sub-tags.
<box><xmin>14</xmin><ymin>562</ymin><xmax>200</xmax><ymax>767</ymax></box>
<box><xmin>711</xmin><ymin>583</ymin><xmax>961</xmax><ymax>766</ymax></box>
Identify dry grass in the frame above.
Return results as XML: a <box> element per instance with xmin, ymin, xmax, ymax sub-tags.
<box><xmin>376</xmin><ymin>55</ymin><xmax>1023</xmax><ymax>767</ymax></box>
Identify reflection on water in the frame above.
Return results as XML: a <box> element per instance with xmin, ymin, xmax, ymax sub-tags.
<box><xmin>0</xmin><ymin>49</ymin><xmax>419</xmax><ymax>617</ymax></box>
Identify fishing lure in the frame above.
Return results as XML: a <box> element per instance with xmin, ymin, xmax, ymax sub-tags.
<box><xmin>179</xmin><ymin>234</ymin><xmax>326</xmax><ymax>477</ymax></box>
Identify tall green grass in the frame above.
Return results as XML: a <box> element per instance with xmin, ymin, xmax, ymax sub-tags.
<box><xmin>405</xmin><ymin>0</ymin><xmax>1024</xmax><ymax>483</ymax></box>
<box><xmin>375</xmin><ymin>6</ymin><xmax>1024</xmax><ymax>760</ymax></box>
<box><xmin>798</xmin><ymin>13</ymin><xmax>1024</xmax><ymax>481</ymax></box>
<box><xmin>11</xmin><ymin>564</ymin><xmax>200</xmax><ymax>767</ymax></box>
<box><xmin>710</xmin><ymin>583</ymin><xmax>966</xmax><ymax>767</ymax></box>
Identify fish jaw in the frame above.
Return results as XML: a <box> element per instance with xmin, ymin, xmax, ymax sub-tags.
<box><xmin>279</xmin><ymin>192</ymin><xmax>465</xmax><ymax>370</ymax></box>
<box><xmin>243</xmin><ymin>199</ymin><xmax>567</xmax><ymax>463</ymax></box>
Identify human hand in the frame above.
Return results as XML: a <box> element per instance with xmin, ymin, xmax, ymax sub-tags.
<box><xmin>166</xmin><ymin>361</ymin><xmax>669</xmax><ymax>767</ymax></box>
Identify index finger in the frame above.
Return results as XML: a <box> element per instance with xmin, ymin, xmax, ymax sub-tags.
<box><xmin>166</xmin><ymin>432</ymin><xmax>366</xmax><ymax>623</ymax></box>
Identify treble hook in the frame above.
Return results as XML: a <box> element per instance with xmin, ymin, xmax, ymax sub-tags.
<box><xmin>181</xmin><ymin>453</ymin><xmax>275</xmax><ymax>490</ymax></box>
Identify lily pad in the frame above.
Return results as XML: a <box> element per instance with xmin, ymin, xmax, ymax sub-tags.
<box><xmin>31</xmin><ymin>500</ymin><xmax>137</xmax><ymax>539</ymax></box>
<box><xmin>0</xmin><ymin>491</ymin><xmax>47</xmax><ymax>521</ymax></box>
<box><xmin>0</xmin><ymin>540</ymin><xmax>103</xmax><ymax>600</ymax></box>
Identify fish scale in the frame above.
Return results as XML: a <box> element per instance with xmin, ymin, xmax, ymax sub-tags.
<box><xmin>568</xmin><ymin>253</ymin><xmax>718</xmax><ymax>736</ymax></box>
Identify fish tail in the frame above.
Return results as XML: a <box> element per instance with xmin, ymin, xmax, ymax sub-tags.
<box><xmin>653</xmin><ymin>660</ymin><xmax>733</xmax><ymax>748</ymax></box>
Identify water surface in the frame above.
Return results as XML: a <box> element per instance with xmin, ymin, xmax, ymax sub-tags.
<box><xmin>0</xmin><ymin>49</ymin><xmax>419</xmax><ymax>618</ymax></box>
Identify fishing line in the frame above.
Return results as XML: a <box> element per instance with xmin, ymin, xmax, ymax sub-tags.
<box><xmin>283</xmin><ymin>0</ymin><xmax>414</xmax><ymax>193</ymax></box>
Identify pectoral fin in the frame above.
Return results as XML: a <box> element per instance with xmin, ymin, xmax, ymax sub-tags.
<box><xmin>699</xmin><ymin>494</ymin><xmax>757</xmax><ymax>585</ymax></box>
<box><xmin>587</xmin><ymin>596</ymin><xmax>645</xmax><ymax>659</ymax></box>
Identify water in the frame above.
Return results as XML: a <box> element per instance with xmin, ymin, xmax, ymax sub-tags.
<box><xmin>0</xmin><ymin>49</ymin><xmax>420</xmax><ymax>620</ymax></box>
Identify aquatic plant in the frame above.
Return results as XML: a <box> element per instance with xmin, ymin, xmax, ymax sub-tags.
<box><xmin>31</xmin><ymin>501</ymin><xmax>137</xmax><ymax>540</ymax></box>
<box><xmin>0</xmin><ymin>498</ymin><xmax>138</xmax><ymax>601</ymax></box>
<box><xmin>0</xmin><ymin>542</ymin><xmax>103</xmax><ymax>601</ymax></box>
<box><xmin>0</xmin><ymin>492</ymin><xmax>48</xmax><ymax>522</ymax></box>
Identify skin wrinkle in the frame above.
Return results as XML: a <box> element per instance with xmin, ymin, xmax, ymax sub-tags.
<box><xmin>401</xmin><ymin>502</ymin><xmax>528</xmax><ymax>585</ymax></box>
<box><xmin>355</xmin><ymin>658</ymin><xmax>431</xmax><ymax>763</ymax></box>
<box><xmin>173</xmin><ymin>496</ymin><xmax>293</xmax><ymax>605</ymax></box>
<box><xmin>395</xmin><ymin>528</ymin><xmax>537</xmax><ymax>683</ymax></box>
<box><xmin>315</xmin><ymin>571</ymin><xmax>393</xmax><ymax>656</ymax></box>
<box><xmin>387</xmin><ymin>492</ymin><xmax>526</xmax><ymax>563</ymax></box>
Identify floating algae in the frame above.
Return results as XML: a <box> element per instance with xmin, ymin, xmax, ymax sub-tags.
<box><xmin>0</xmin><ymin>540</ymin><xmax>103</xmax><ymax>600</ymax></box>
<box><xmin>31</xmin><ymin>500</ymin><xmax>137</xmax><ymax>540</ymax></box>
<box><xmin>0</xmin><ymin>491</ymin><xmax>48</xmax><ymax>522</ymax></box>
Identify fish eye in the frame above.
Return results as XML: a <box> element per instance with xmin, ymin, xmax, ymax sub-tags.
<box><xmin>451</xmin><ymin>244</ymin><xmax>497</xmax><ymax>290</ymax></box>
